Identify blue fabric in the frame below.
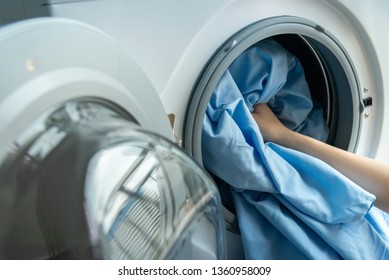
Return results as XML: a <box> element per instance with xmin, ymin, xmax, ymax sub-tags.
<box><xmin>202</xmin><ymin>39</ymin><xmax>389</xmax><ymax>259</ymax></box>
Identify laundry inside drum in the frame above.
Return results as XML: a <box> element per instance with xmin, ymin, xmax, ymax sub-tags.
<box><xmin>202</xmin><ymin>34</ymin><xmax>333</xmax><ymax>213</ymax></box>
<box><xmin>199</xmin><ymin>33</ymin><xmax>362</xmax><ymax>259</ymax></box>
<box><xmin>201</xmin><ymin>30</ymin><xmax>362</xmax><ymax>207</ymax></box>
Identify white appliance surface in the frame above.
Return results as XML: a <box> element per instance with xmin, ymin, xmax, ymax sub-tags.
<box><xmin>47</xmin><ymin>0</ymin><xmax>389</xmax><ymax>163</ymax></box>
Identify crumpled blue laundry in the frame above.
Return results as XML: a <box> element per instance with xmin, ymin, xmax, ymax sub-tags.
<box><xmin>228</xmin><ymin>38</ymin><xmax>329</xmax><ymax>142</ymax></box>
<box><xmin>202</xmin><ymin>39</ymin><xmax>389</xmax><ymax>259</ymax></box>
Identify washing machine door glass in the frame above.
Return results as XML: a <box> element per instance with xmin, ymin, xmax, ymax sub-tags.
<box><xmin>0</xmin><ymin>18</ymin><xmax>225</xmax><ymax>260</ymax></box>
<box><xmin>0</xmin><ymin>100</ymin><xmax>225</xmax><ymax>260</ymax></box>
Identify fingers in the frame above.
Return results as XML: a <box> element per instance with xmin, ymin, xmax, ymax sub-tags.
<box><xmin>252</xmin><ymin>103</ymin><xmax>279</xmax><ymax>125</ymax></box>
<box><xmin>251</xmin><ymin>103</ymin><xmax>289</xmax><ymax>144</ymax></box>
<box><xmin>252</xmin><ymin>103</ymin><xmax>269</xmax><ymax>115</ymax></box>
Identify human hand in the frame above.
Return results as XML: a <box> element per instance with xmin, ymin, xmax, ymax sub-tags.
<box><xmin>251</xmin><ymin>103</ymin><xmax>293</xmax><ymax>144</ymax></box>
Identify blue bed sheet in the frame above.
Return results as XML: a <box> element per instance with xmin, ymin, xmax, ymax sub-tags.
<box><xmin>202</xmin><ymin>39</ymin><xmax>389</xmax><ymax>259</ymax></box>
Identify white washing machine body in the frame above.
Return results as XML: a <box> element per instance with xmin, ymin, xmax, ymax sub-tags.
<box><xmin>45</xmin><ymin>0</ymin><xmax>389</xmax><ymax>163</ymax></box>
<box><xmin>43</xmin><ymin>0</ymin><xmax>389</xmax><ymax>260</ymax></box>
<box><xmin>3</xmin><ymin>0</ymin><xmax>389</xmax><ymax>260</ymax></box>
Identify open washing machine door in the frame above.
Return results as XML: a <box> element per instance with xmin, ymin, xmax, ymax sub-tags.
<box><xmin>0</xmin><ymin>18</ymin><xmax>225</xmax><ymax>260</ymax></box>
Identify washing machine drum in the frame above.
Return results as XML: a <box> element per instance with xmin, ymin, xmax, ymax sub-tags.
<box><xmin>0</xmin><ymin>19</ymin><xmax>225</xmax><ymax>260</ymax></box>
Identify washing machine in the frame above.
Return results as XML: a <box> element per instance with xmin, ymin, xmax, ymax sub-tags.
<box><xmin>2</xmin><ymin>0</ymin><xmax>389</xmax><ymax>259</ymax></box>
<box><xmin>0</xmin><ymin>18</ymin><xmax>226</xmax><ymax>259</ymax></box>
<box><xmin>40</xmin><ymin>0</ymin><xmax>388</xmax><ymax>156</ymax></box>
<box><xmin>38</xmin><ymin>0</ymin><xmax>389</xmax><ymax>259</ymax></box>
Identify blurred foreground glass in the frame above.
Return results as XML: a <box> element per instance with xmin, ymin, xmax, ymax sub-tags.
<box><xmin>0</xmin><ymin>100</ymin><xmax>225</xmax><ymax>260</ymax></box>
